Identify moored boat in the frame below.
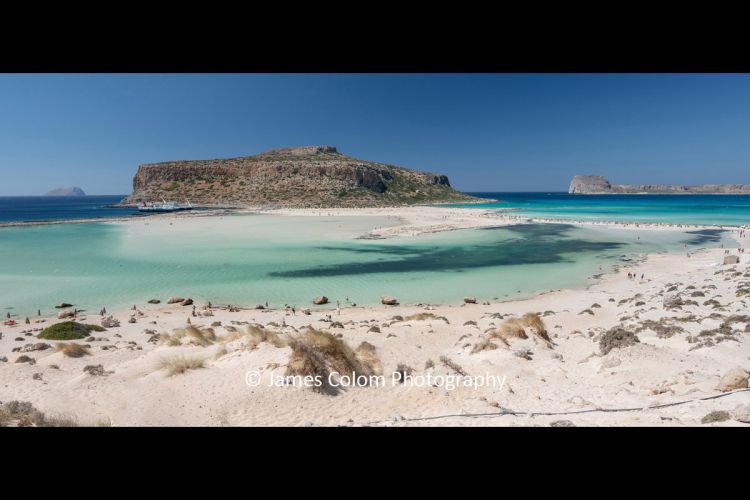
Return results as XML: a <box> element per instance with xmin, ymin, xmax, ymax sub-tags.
<box><xmin>138</xmin><ymin>199</ymin><xmax>193</xmax><ymax>213</ymax></box>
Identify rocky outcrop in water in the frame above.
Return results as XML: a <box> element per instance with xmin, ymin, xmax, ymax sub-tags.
<box><xmin>121</xmin><ymin>146</ymin><xmax>477</xmax><ymax>207</ymax></box>
<box><xmin>569</xmin><ymin>175</ymin><xmax>750</xmax><ymax>194</ymax></box>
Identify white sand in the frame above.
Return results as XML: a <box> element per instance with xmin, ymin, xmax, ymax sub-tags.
<box><xmin>1</xmin><ymin>209</ymin><xmax>749</xmax><ymax>427</ymax></box>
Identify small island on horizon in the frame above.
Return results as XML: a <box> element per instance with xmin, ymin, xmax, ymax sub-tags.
<box><xmin>44</xmin><ymin>187</ymin><xmax>86</xmax><ymax>196</ymax></box>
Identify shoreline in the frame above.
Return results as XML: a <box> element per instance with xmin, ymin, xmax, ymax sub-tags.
<box><xmin>2</xmin><ymin>236</ymin><xmax>748</xmax><ymax>426</ymax></box>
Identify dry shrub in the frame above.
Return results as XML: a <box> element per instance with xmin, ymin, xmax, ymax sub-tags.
<box><xmin>521</xmin><ymin>312</ymin><xmax>552</xmax><ymax>344</ymax></box>
<box><xmin>0</xmin><ymin>400</ymin><xmax>107</xmax><ymax>427</ymax></box>
<box><xmin>600</xmin><ymin>327</ymin><xmax>640</xmax><ymax>355</ymax></box>
<box><xmin>54</xmin><ymin>342</ymin><xmax>91</xmax><ymax>358</ymax></box>
<box><xmin>471</xmin><ymin>338</ymin><xmax>499</xmax><ymax>354</ymax></box>
<box><xmin>286</xmin><ymin>342</ymin><xmax>332</xmax><ymax>393</ymax></box>
<box><xmin>158</xmin><ymin>355</ymin><xmax>205</xmax><ymax>376</ymax></box>
<box><xmin>492</xmin><ymin>318</ymin><xmax>527</xmax><ymax>340</ymax></box>
<box><xmin>355</xmin><ymin>341</ymin><xmax>383</xmax><ymax>375</ymax></box>
<box><xmin>395</xmin><ymin>363</ymin><xmax>414</xmax><ymax>382</ymax></box>
<box><xmin>489</xmin><ymin>314</ymin><xmax>550</xmax><ymax>346</ymax></box>
<box><xmin>285</xmin><ymin>328</ymin><xmax>377</xmax><ymax>395</ymax></box>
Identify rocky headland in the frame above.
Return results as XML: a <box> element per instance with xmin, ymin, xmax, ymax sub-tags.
<box><xmin>120</xmin><ymin>146</ymin><xmax>479</xmax><ymax>207</ymax></box>
<box><xmin>569</xmin><ymin>175</ymin><xmax>750</xmax><ymax>194</ymax></box>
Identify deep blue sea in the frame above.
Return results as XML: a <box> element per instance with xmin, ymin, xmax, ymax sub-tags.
<box><xmin>458</xmin><ymin>192</ymin><xmax>750</xmax><ymax>226</ymax></box>
<box><xmin>0</xmin><ymin>196</ymin><xmax>134</xmax><ymax>223</ymax></box>
<box><xmin>3</xmin><ymin>193</ymin><xmax>750</xmax><ymax>226</ymax></box>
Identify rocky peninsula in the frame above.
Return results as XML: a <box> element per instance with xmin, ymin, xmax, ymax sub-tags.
<box><xmin>569</xmin><ymin>175</ymin><xmax>750</xmax><ymax>194</ymax></box>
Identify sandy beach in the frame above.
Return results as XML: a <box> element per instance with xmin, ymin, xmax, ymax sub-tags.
<box><xmin>1</xmin><ymin>207</ymin><xmax>749</xmax><ymax>427</ymax></box>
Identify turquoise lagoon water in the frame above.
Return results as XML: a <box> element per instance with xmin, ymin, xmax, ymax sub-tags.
<box><xmin>456</xmin><ymin>193</ymin><xmax>750</xmax><ymax>226</ymax></box>
<box><xmin>0</xmin><ymin>213</ymin><xmax>731</xmax><ymax>317</ymax></box>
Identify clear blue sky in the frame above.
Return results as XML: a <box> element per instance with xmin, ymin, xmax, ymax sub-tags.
<box><xmin>1</xmin><ymin>73</ymin><xmax>749</xmax><ymax>195</ymax></box>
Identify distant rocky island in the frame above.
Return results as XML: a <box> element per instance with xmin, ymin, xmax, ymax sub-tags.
<box><xmin>45</xmin><ymin>187</ymin><xmax>86</xmax><ymax>196</ymax></box>
<box><xmin>569</xmin><ymin>175</ymin><xmax>750</xmax><ymax>194</ymax></box>
<box><xmin>120</xmin><ymin>146</ymin><xmax>479</xmax><ymax>207</ymax></box>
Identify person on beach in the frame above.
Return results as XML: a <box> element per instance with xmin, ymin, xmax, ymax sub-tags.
<box><xmin>336</xmin><ymin>300</ymin><xmax>341</xmax><ymax>316</ymax></box>
<box><xmin>5</xmin><ymin>312</ymin><xmax>9</xmax><ymax>319</ymax></box>
<box><xmin>37</xmin><ymin>309</ymin><xmax>41</xmax><ymax>316</ymax></box>
<box><xmin>292</xmin><ymin>306</ymin><xmax>296</xmax><ymax>315</ymax></box>
<box><xmin>25</xmin><ymin>317</ymin><xmax>30</xmax><ymax>324</ymax></box>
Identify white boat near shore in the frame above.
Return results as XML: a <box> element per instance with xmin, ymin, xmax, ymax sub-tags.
<box><xmin>138</xmin><ymin>200</ymin><xmax>193</xmax><ymax>213</ymax></box>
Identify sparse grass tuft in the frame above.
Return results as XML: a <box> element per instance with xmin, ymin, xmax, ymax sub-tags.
<box><xmin>471</xmin><ymin>338</ymin><xmax>499</xmax><ymax>354</ymax></box>
<box><xmin>403</xmin><ymin>312</ymin><xmax>450</xmax><ymax>323</ymax></box>
<box><xmin>157</xmin><ymin>355</ymin><xmax>206</xmax><ymax>376</ymax></box>
<box><xmin>0</xmin><ymin>400</ymin><xmax>108</xmax><ymax>427</ymax></box>
<box><xmin>54</xmin><ymin>342</ymin><xmax>91</xmax><ymax>358</ymax></box>
<box><xmin>439</xmin><ymin>355</ymin><xmax>467</xmax><ymax>376</ymax></box>
<box><xmin>520</xmin><ymin>313</ymin><xmax>550</xmax><ymax>343</ymax></box>
<box><xmin>355</xmin><ymin>341</ymin><xmax>383</xmax><ymax>375</ymax></box>
<box><xmin>491</xmin><ymin>318</ymin><xmax>527</xmax><ymax>341</ymax></box>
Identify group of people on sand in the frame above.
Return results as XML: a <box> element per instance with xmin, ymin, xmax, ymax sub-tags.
<box><xmin>627</xmin><ymin>272</ymin><xmax>644</xmax><ymax>280</ymax></box>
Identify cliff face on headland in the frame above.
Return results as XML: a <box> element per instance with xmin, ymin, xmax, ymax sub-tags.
<box><xmin>121</xmin><ymin>146</ymin><xmax>478</xmax><ymax>207</ymax></box>
<box><xmin>569</xmin><ymin>175</ymin><xmax>750</xmax><ymax>194</ymax></box>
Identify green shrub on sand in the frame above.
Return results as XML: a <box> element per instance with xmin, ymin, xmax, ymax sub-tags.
<box><xmin>38</xmin><ymin>321</ymin><xmax>105</xmax><ymax>340</ymax></box>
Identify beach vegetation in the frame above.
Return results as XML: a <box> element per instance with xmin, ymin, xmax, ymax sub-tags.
<box><xmin>600</xmin><ymin>327</ymin><xmax>640</xmax><ymax>355</ymax></box>
<box><xmin>403</xmin><ymin>312</ymin><xmax>450</xmax><ymax>323</ymax></box>
<box><xmin>492</xmin><ymin>318</ymin><xmax>527</xmax><ymax>340</ymax></box>
<box><xmin>520</xmin><ymin>312</ymin><xmax>550</xmax><ymax>342</ymax></box>
<box><xmin>0</xmin><ymin>400</ymin><xmax>107</xmax><ymax>427</ymax></box>
<box><xmin>439</xmin><ymin>355</ymin><xmax>467</xmax><ymax>375</ymax></box>
<box><xmin>471</xmin><ymin>338</ymin><xmax>499</xmax><ymax>354</ymax></box>
<box><xmin>38</xmin><ymin>321</ymin><xmax>105</xmax><ymax>340</ymax></box>
<box><xmin>157</xmin><ymin>355</ymin><xmax>206</xmax><ymax>376</ymax></box>
<box><xmin>285</xmin><ymin>328</ymin><xmax>379</xmax><ymax>395</ymax></box>
<box><xmin>355</xmin><ymin>341</ymin><xmax>383</xmax><ymax>375</ymax></box>
<box><xmin>394</xmin><ymin>362</ymin><xmax>414</xmax><ymax>382</ymax></box>
<box><xmin>54</xmin><ymin>342</ymin><xmax>91</xmax><ymax>358</ymax></box>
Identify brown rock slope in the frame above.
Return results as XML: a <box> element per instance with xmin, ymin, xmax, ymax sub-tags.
<box><xmin>121</xmin><ymin>146</ymin><xmax>479</xmax><ymax>207</ymax></box>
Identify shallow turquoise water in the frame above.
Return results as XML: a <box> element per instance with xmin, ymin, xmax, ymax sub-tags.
<box><xmin>453</xmin><ymin>193</ymin><xmax>750</xmax><ymax>226</ymax></box>
<box><xmin>0</xmin><ymin>213</ymin><xmax>731</xmax><ymax>317</ymax></box>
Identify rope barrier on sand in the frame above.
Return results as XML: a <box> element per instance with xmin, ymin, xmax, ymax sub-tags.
<box><xmin>368</xmin><ymin>387</ymin><xmax>750</xmax><ymax>425</ymax></box>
